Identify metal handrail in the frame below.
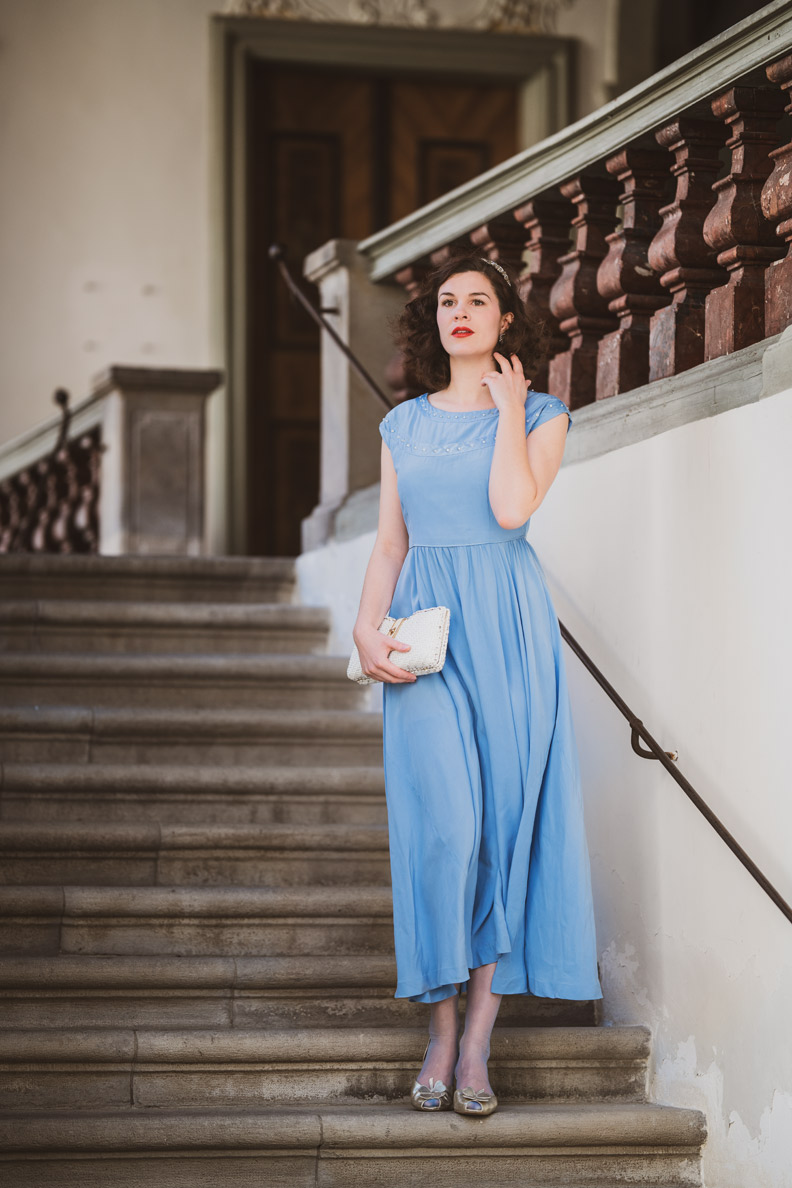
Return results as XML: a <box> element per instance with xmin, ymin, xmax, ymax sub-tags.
<box><xmin>272</xmin><ymin>245</ymin><xmax>792</xmax><ymax>930</ymax></box>
<box><xmin>559</xmin><ymin>625</ymin><xmax>792</xmax><ymax>926</ymax></box>
<box><xmin>269</xmin><ymin>245</ymin><xmax>394</xmax><ymax>412</ymax></box>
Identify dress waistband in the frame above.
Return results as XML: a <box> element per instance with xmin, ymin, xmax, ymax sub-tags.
<box><xmin>408</xmin><ymin>529</ymin><xmax>527</xmax><ymax>549</ymax></box>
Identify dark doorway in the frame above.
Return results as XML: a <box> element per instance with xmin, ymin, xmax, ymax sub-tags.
<box><xmin>245</xmin><ymin>61</ymin><xmax>519</xmax><ymax>557</ymax></box>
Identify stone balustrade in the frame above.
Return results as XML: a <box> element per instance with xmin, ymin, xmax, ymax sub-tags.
<box><xmin>297</xmin><ymin>7</ymin><xmax>792</xmax><ymax>550</ymax></box>
<box><xmin>0</xmin><ymin>367</ymin><xmax>222</xmax><ymax>556</ymax></box>
<box><xmin>356</xmin><ymin>3</ymin><xmax>792</xmax><ymax>412</ymax></box>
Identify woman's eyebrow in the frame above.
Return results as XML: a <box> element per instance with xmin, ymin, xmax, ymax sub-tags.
<box><xmin>438</xmin><ymin>290</ymin><xmax>490</xmax><ymax>298</ymax></box>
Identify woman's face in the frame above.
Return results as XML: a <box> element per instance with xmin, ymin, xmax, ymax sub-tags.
<box><xmin>436</xmin><ymin>270</ymin><xmax>510</xmax><ymax>359</ymax></box>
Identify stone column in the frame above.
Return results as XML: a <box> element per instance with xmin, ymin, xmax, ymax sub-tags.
<box><xmin>647</xmin><ymin>118</ymin><xmax>726</xmax><ymax>381</ymax></box>
<box><xmin>548</xmin><ymin>175</ymin><xmax>620</xmax><ymax>408</ymax></box>
<box><xmin>596</xmin><ymin>148</ymin><xmax>671</xmax><ymax>399</ymax></box>
<box><xmin>90</xmin><ymin>366</ymin><xmax>222</xmax><ymax>556</ymax></box>
<box><xmin>762</xmin><ymin>55</ymin><xmax>792</xmax><ymax>337</ymax></box>
<box><xmin>513</xmin><ymin>195</ymin><xmax>569</xmax><ymax>393</ymax></box>
<box><xmin>703</xmin><ymin>85</ymin><xmax>787</xmax><ymax>360</ymax></box>
<box><xmin>302</xmin><ymin>239</ymin><xmax>404</xmax><ymax>553</ymax></box>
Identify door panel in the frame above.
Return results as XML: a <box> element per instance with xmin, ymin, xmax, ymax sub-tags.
<box><xmin>389</xmin><ymin>79</ymin><xmax>518</xmax><ymax>219</ymax></box>
<box><xmin>245</xmin><ymin>64</ymin><xmax>518</xmax><ymax>556</ymax></box>
<box><xmin>247</xmin><ymin>66</ymin><xmax>375</xmax><ymax>557</ymax></box>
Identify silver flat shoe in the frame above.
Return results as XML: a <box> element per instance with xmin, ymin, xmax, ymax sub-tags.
<box><xmin>410</xmin><ymin>1040</ymin><xmax>453</xmax><ymax>1111</ymax></box>
<box><xmin>453</xmin><ymin>1084</ymin><xmax>499</xmax><ymax>1116</ymax></box>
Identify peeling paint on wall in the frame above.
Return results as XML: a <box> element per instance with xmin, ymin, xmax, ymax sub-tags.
<box><xmin>656</xmin><ymin>1037</ymin><xmax>792</xmax><ymax>1188</ymax></box>
<box><xmin>598</xmin><ymin>938</ymin><xmax>659</xmax><ymax>1022</ymax></box>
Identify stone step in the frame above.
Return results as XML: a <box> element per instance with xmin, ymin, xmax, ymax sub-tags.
<box><xmin>0</xmin><ymin>884</ymin><xmax>395</xmax><ymax>957</ymax></box>
<box><xmin>0</xmin><ymin>653</ymin><xmax>366</xmax><ymax>710</ymax></box>
<box><xmin>0</xmin><ymin>599</ymin><xmax>331</xmax><ymax>654</ymax></box>
<box><xmin>0</xmin><ymin>554</ymin><xmax>297</xmax><ymax>603</ymax></box>
<box><xmin>0</xmin><ymin>763</ymin><xmax>388</xmax><ymax>826</ymax></box>
<box><xmin>0</xmin><ymin>955</ymin><xmax>598</xmax><ymax>1030</ymax></box>
<box><xmin>0</xmin><ymin>1102</ymin><xmax>707</xmax><ymax>1187</ymax></box>
<box><xmin>0</xmin><ymin>1026</ymin><xmax>651</xmax><ymax>1110</ymax></box>
<box><xmin>0</xmin><ymin>706</ymin><xmax>383</xmax><ymax>765</ymax></box>
<box><xmin>0</xmin><ymin>821</ymin><xmax>391</xmax><ymax>887</ymax></box>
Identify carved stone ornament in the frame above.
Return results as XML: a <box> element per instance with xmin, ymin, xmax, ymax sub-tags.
<box><xmin>222</xmin><ymin>0</ymin><xmax>573</xmax><ymax>32</ymax></box>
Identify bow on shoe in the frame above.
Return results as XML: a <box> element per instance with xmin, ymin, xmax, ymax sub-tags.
<box><xmin>413</xmin><ymin>1078</ymin><xmax>449</xmax><ymax>1107</ymax></box>
<box><xmin>457</xmin><ymin>1085</ymin><xmax>494</xmax><ymax>1107</ymax></box>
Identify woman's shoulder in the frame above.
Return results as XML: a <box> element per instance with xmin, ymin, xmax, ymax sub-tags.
<box><xmin>378</xmin><ymin>395</ymin><xmax>423</xmax><ymax>440</ymax></box>
<box><xmin>525</xmin><ymin>390</ymin><xmax>573</xmax><ymax>434</ymax></box>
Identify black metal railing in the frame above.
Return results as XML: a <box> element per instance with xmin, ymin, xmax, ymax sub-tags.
<box><xmin>273</xmin><ymin>244</ymin><xmax>792</xmax><ymax>931</ymax></box>
<box><xmin>269</xmin><ymin>244</ymin><xmax>395</xmax><ymax>411</ymax></box>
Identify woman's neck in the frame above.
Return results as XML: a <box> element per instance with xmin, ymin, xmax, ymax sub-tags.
<box><xmin>436</xmin><ymin>354</ymin><xmax>497</xmax><ymax>408</ymax></box>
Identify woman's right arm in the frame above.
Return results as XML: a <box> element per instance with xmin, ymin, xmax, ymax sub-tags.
<box><xmin>351</xmin><ymin>439</ymin><xmax>417</xmax><ymax>684</ymax></box>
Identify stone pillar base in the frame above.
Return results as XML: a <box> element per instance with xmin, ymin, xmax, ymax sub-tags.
<box><xmin>91</xmin><ymin>366</ymin><xmax>222</xmax><ymax>556</ymax></box>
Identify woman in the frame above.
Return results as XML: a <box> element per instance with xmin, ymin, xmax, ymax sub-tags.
<box><xmin>351</xmin><ymin>254</ymin><xmax>602</xmax><ymax>1118</ymax></box>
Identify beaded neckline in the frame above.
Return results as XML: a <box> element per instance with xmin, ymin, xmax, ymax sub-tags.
<box><xmin>419</xmin><ymin>393</ymin><xmax>499</xmax><ymax>419</ymax></box>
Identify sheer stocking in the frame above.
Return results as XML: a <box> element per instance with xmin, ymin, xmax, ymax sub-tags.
<box><xmin>454</xmin><ymin>962</ymin><xmax>502</xmax><ymax>1094</ymax></box>
<box><xmin>417</xmin><ymin>984</ymin><xmax>461</xmax><ymax>1087</ymax></box>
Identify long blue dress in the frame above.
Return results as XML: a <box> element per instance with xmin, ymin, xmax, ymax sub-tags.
<box><xmin>378</xmin><ymin>390</ymin><xmax>602</xmax><ymax>1005</ymax></box>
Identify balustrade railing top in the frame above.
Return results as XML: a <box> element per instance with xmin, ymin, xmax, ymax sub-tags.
<box><xmin>358</xmin><ymin>1</ymin><xmax>792</xmax><ymax>411</ymax></box>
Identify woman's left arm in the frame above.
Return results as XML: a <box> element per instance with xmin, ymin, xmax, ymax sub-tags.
<box><xmin>484</xmin><ymin>353</ymin><xmax>569</xmax><ymax>529</ymax></box>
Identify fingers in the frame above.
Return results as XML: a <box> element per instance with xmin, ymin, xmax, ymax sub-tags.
<box><xmin>370</xmin><ymin>661</ymin><xmax>416</xmax><ymax>684</ymax></box>
<box><xmin>384</xmin><ymin>664</ymin><xmax>417</xmax><ymax>683</ymax></box>
<box><xmin>361</xmin><ymin>638</ymin><xmax>417</xmax><ymax>684</ymax></box>
<box><xmin>494</xmin><ymin>351</ymin><xmax>524</xmax><ymax>373</ymax></box>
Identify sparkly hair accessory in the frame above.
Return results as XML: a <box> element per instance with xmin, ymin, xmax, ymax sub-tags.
<box><xmin>480</xmin><ymin>258</ymin><xmax>512</xmax><ymax>287</ymax></box>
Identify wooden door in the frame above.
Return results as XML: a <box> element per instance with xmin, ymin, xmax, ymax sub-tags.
<box><xmin>245</xmin><ymin>64</ymin><xmax>518</xmax><ymax>556</ymax></box>
<box><xmin>389</xmin><ymin>79</ymin><xmax>518</xmax><ymax>220</ymax></box>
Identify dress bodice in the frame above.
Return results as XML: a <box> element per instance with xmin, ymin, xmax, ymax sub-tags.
<box><xmin>378</xmin><ymin>391</ymin><xmax>572</xmax><ymax>548</ymax></box>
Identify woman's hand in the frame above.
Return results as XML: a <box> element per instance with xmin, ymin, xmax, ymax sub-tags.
<box><xmin>481</xmin><ymin>352</ymin><xmax>531</xmax><ymax>417</ymax></box>
<box><xmin>353</xmin><ymin>624</ymin><xmax>417</xmax><ymax>684</ymax></box>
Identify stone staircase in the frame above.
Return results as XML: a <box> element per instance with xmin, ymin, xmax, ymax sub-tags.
<box><xmin>0</xmin><ymin>555</ymin><xmax>707</xmax><ymax>1187</ymax></box>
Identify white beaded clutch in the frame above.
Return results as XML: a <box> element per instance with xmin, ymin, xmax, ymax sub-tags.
<box><xmin>347</xmin><ymin>605</ymin><xmax>451</xmax><ymax>685</ymax></box>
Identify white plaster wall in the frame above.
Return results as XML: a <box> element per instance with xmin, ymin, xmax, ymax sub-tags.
<box><xmin>0</xmin><ymin>0</ymin><xmax>219</xmax><ymax>434</ymax></box>
<box><xmin>534</xmin><ymin>381</ymin><xmax>792</xmax><ymax>1187</ymax></box>
<box><xmin>0</xmin><ymin>0</ymin><xmax>226</xmax><ymax>543</ymax></box>
<box><xmin>296</xmin><ymin>382</ymin><xmax>792</xmax><ymax>1186</ymax></box>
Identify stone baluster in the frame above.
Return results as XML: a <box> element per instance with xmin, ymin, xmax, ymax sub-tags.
<box><xmin>470</xmin><ymin>216</ymin><xmax>558</xmax><ymax>387</ymax></box>
<box><xmin>762</xmin><ymin>55</ymin><xmax>792</xmax><ymax>337</ymax></box>
<box><xmin>387</xmin><ymin>263</ymin><xmax>432</xmax><ymax>402</ymax></box>
<box><xmin>647</xmin><ymin>119</ymin><xmax>727</xmax><ymax>381</ymax></box>
<box><xmin>703</xmin><ymin>85</ymin><xmax>787</xmax><ymax>360</ymax></box>
<box><xmin>547</xmin><ymin>176</ymin><xmax>620</xmax><ymax>407</ymax></box>
<box><xmin>429</xmin><ymin>236</ymin><xmax>475</xmax><ymax>269</ymax></box>
<box><xmin>393</xmin><ymin>264</ymin><xmax>429</xmax><ymax>299</ymax></box>
<box><xmin>596</xmin><ymin>148</ymin><xmax>672</xmax><ymax>399</ymax></box>
<box><xmin>469</xmin><ymin>217</ymin><xmax>527</xmax><ymax>275</ymax></box>
<box><xmin>512</xmin><ymin>196</ymin><xmax>569</xmax><ymax>392</ymax></box>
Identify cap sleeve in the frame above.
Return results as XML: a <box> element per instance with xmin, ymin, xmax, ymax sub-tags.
<box><xmin>379</xmin><ymin>407</ymin><xmax>395</xmax><ymax>445</ymax></box>
<box><xmin>526</xmin><ymin>393</ymin><xmax>572</xmax><ymax>436</ymax></box>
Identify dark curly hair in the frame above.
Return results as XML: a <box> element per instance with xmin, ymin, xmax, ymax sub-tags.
<box><xmin>393</xmin><ymin>252</ymin><xmax>549</xmax><ymax>394</ymax></box>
